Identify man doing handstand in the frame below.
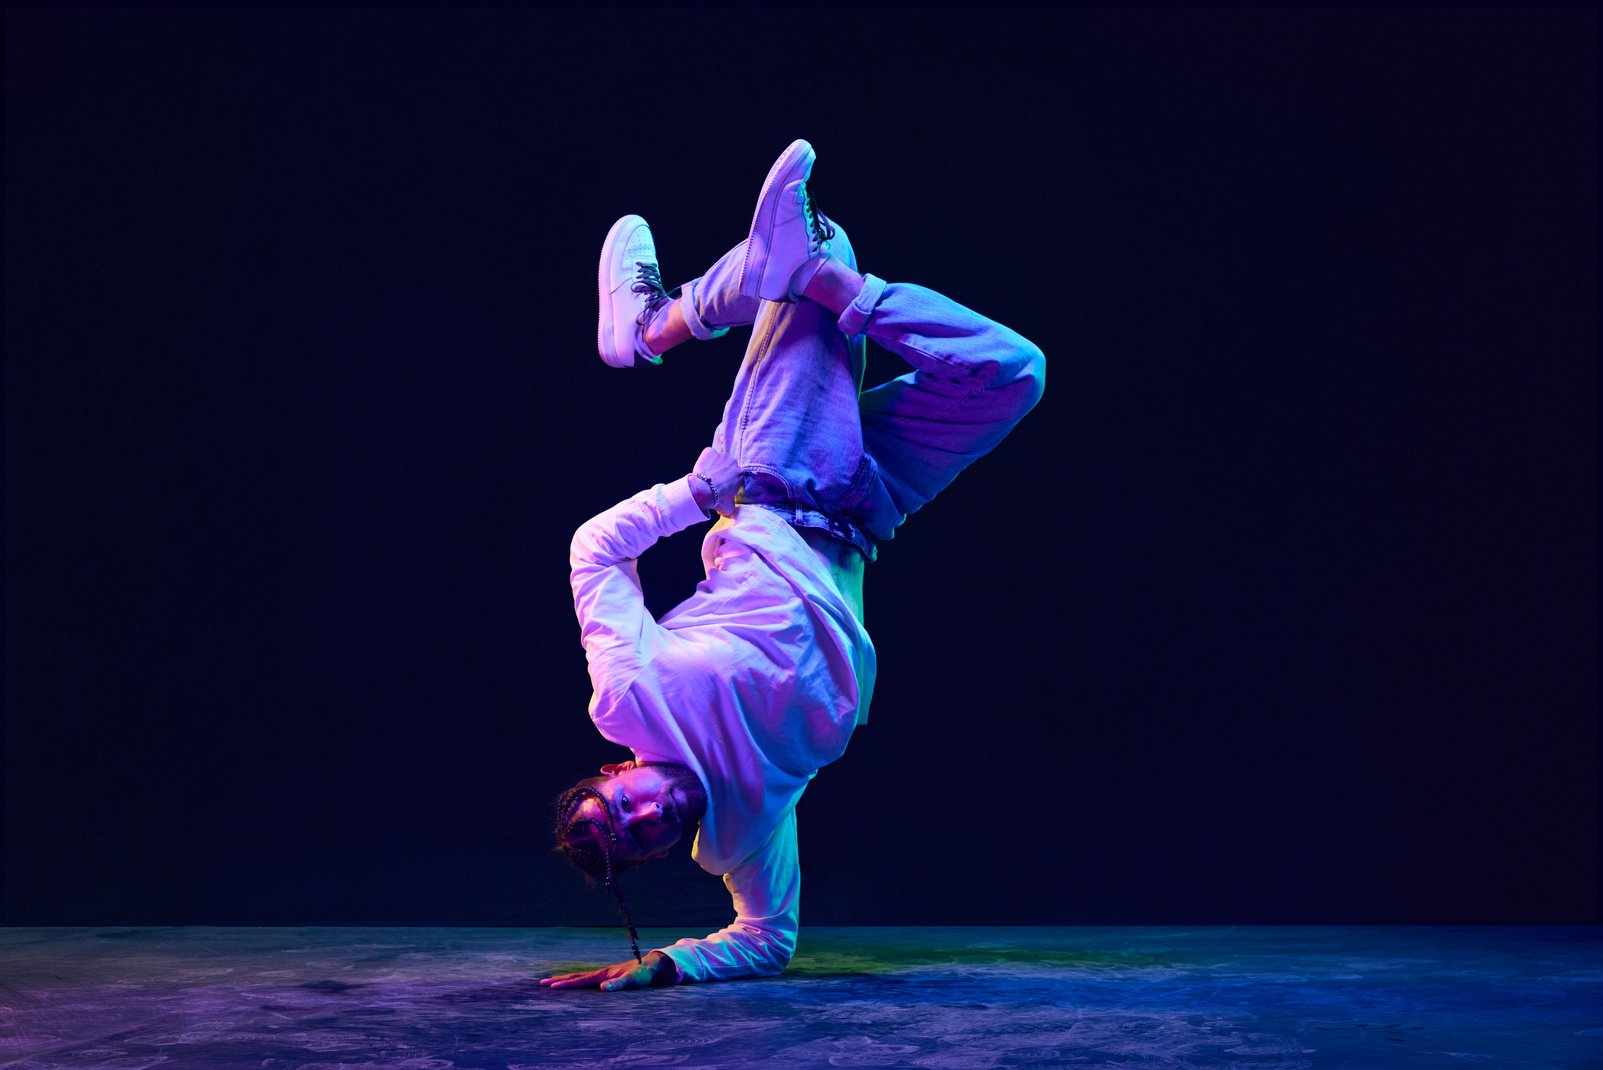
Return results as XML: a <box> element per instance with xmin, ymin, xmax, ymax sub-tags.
<box><xmin>540</xmin><ymin>140</ymin><xmax>1045</xmax><ymax>991</ymax></box>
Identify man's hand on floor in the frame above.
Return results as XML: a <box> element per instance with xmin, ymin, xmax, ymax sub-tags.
<box><xmin>539</xmin><ymin>950</ymin><xmax>679</xmax><ymax>991</ymax></box>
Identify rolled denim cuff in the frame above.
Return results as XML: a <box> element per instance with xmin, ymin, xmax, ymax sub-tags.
<box><xmin>836</xmin><ymin>273</ymin><xmax>888</xmax><ymax>337</ymax></box>
<box><xmin>679</xmin><ymin>278</ymin><xmax>730</xmax><ymax>341</ymax></box>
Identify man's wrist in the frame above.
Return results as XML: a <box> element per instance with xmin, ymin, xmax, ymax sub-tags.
<box><xmin>657</xmin><ymin>475</ymin><xmax>710</xmax><ymax>530</ymax></box>
<box><xmin>686</xmin><ymin>473</ymin><xmax>717</xmax><ymax>516</ymax></box>
<box><xmin>645</xmin><ymin>950</ymin><xmax>680</xmax><ymax>985</ymax></box>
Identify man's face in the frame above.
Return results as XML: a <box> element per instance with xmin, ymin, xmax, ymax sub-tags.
<box><xmin>568</xmin><ymin>763</ymin><xmax>698</xmax><ymax>865</ymax></box>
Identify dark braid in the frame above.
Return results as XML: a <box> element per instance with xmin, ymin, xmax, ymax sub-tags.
<box><xmin>555</xmin><ymin>784</ymin><xmax>643</xmax><ymax>964</ymax></box>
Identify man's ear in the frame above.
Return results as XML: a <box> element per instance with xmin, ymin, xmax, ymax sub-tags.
<box><xmin>598</xmin><ymin>761</ymin><xmax>637</xmax><ymax>777</ymax></box>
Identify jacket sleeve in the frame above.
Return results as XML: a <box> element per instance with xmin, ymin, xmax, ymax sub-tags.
<box><xmin>569</xmin><ymin>478</ymin><xmax>708</xmax><ymax>697</ymax></box>
<box><xmin>656</xmin><ymin>810</ymin><xmax>800</xmax><ymax>983</ymax></box>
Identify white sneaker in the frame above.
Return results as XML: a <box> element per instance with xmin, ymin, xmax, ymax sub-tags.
<box><xmin>738</xmin><ymin>139</ymin><xmax>835</xmax><ymax>301</ymax></box>
<box><xmin>597</xmin><ymin>214</ymin><xmax>670</xmax><ymax>368</ymax></box>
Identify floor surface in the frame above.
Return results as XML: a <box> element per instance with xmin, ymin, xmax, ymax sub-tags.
<box><xmin>1</xmin><ymin>926</ymin><xmax>1598</xmax><ymax>1069</ymax></box>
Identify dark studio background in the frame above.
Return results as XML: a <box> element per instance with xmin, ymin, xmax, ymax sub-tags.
<box><xmin>4</xmin><ymin>9</ymin><xmax>1596</xmax><ymax>929</ymax></box>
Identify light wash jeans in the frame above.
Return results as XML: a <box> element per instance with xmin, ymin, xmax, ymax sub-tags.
<box><xmin>676</xmin><ymin>230</ymin><xmax>1045</xmax><ymax>557</ymax></box>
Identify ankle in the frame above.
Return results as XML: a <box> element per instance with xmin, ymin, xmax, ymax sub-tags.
<box><xmin>794</xmin><ymin>256</ymin><xmax>866</xmax><ymax>317</ymax></box>
<box><xmin>640</xmin><ymin>299</ymin><xmax>693</xmax><ymax>356</ymax></box>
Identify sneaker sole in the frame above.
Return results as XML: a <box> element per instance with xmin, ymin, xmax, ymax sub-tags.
<box><xmin>739</xmin><ymin>139</ymin><xmax>814</xmax><ymax>299</ymax></box>
<box><xmin>598</xmin><ymin>214</ymin><xmax>647</xmax><ymax>368</ymax></box>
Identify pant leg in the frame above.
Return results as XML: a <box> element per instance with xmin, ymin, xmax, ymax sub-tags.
<box><xmin>681</xmin><ymin>237</ymin><xmax>1041</xmax><ymax>549</ymax></box>
<box><xmin>690</xmin><ymin>237</ymin><xmax>873</xmax><ymax>522</ymax></box>
<box><xmin>680</xmin><ymin>226</ymin><xmax>863</xmax><ymax>338</ymax></box>
<box><xmin>838</xmin><ymin>280</ymin><xmax>1046</xmax><ymax>542</ymax></box>
<box><xmin>675</xmin><ymin>241</ymin><xmax>761</xmax><ymax>337</ymax></box>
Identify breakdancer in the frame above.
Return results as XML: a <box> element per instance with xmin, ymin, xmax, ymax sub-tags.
<box><xmin>539</xmin><ymin>140</ymin><xmax>1044</xmax><ymax>991</ymax></box>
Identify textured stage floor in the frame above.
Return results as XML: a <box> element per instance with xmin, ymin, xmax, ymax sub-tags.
<box><xmin>1</xmin><ymin>926</ymin><xmax>1598</xmax><ymax>1069</ymax></box>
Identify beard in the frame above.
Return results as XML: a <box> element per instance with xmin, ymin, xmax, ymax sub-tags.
<box><xmin>645</xmin><ymin>761</ymin><xmax>709</xmax><ymax>826</ymax></box>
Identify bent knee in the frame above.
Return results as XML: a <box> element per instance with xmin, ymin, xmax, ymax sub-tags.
<box><xmin>1021</xmin><ymin>341</ymin><xmax>1045</xmax><ymax>401</ymax></box>
<box><xmin>1000</xmin><ymin>340</ymin><xmax>1045</xmax><ymax>416</ymax></box>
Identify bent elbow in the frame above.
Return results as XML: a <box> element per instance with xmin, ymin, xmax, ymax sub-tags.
<box><xmin>756</xmin><ymin>942</ymin><xmax>793</xmax><ymax>977</ymax></box>
<box><xmin>768</xmin><ymin>929</ymin><xmax>796</xmax><ymax>971</ymax></box>
<box><xmin>742</xmin><ymin>922</ymin><xmax>795</xmax><ymax>977</ymax></box>
<box><xmin>569</xmin><ymin>521</ymin><xmax>602</xmax><ymax>569</ymax></box>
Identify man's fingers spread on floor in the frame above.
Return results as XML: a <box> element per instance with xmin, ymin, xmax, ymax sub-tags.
<box><xmin>541</xmin><ymin>972</ymin><xmax>597</xmax><ymax>987</ymax></box>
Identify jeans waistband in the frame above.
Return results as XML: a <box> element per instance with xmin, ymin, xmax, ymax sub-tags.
<box><xmin>747</xmin><ymin>502</ymin><xmax>879</xmax><ymax>563</ymax></box>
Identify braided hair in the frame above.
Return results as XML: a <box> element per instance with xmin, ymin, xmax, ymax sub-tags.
<box><xmin>553</xmin><ymin>782</ymin><xmax>643</xmax><ymax>963</ymax></box>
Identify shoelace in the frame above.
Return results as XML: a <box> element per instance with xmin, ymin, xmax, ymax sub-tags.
<box><xmin>797</xmin><ymin>181</ymin><xmax>835</xmax><ymax>256</ymax></box>
<box><xmin>631</xmin><ymin>262</ymin><xmax>674</xmax><ymax>327</ymax></box>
